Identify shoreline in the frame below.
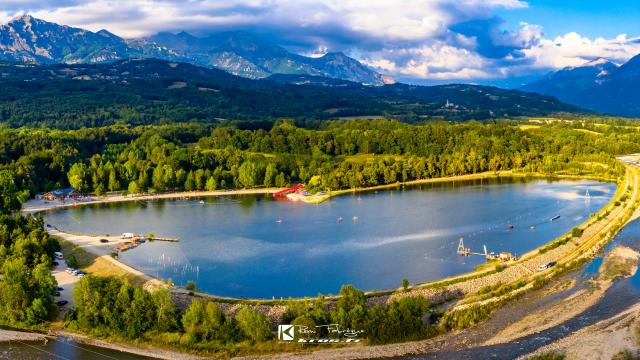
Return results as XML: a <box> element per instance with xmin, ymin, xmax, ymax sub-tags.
<box><xmin>21</xmin><ymin>188</ymin><xmax>281</xmax><ymax>214</ymax></box>
<box><xmin>296</xmin><ymin>170</ymin><xmax>618</xmax><ymax>204</ymax></box>
<box><xmin>54</xmin><ymin>330</ymin><xmax>206</xmax><ymax>360</ymax></box>
<box><xmin>0</xmin><ymin>328</ymin><xmax>51</xmax><ymax>343</ymax></box>
<box><xmin>36</xmin><ymin>170</ymin><xmax>622</xmax><ymax>304</ymax></box>
<box><xmin>13</xmin><ymin>164</ymin><xmax>638</xmax><ymax>359</ymax></box>
<box><xmin>21</xmin><ymin>170</ymin><xmax>618</xmax><ymax>212</ymax></box>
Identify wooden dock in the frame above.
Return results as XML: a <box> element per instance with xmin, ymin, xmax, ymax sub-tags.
<box><xmin>149</xmin><ymin>236</ymin><xmax>179</xmax><ymax>242</ymax></box>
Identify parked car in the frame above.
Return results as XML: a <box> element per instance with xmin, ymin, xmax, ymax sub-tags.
<box><xmin>56</xmin><ymin>287</ymin><xmax>63</xmax><ymax>291</ymax></box>
<box><xmin>537</xmin><ymin>261</ymin><xmax>557</xmax><ymax>271</ymax></box>
<box><xmin>99</xmin><ymin>238</ymin><xmax>109</xmax><ymax>243</ymax></box>
<box><xmin>77</xmin><ymin>274</ymin><xmax>85</xmax><ymax>278</ymax></box>
<box><xmin>52</xmin><ymin>261</ymin><xmax>59</xmax><ymax>266</ymax></box>
<box><xmin>65</xmin><ymin>268</ymin><xmax>75</xmax><ymax>274</ymax></box>
<box><xmin>56</xmin><ymin>300</ymin><xmax>68</xmax><ymax>306</ymax></box>
<box><xmin>71</xmin><ymin>269</ymin><xmax>80</xmax><ymax>276</ymax></box>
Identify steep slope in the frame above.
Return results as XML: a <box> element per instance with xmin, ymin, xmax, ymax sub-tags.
<box><xmin>522</xmin><ymin>55</ymin><xmax>640</xmax><ymax>117</ymax></box>
<box><xmin>521</xmin><ymin>58</ymin><xmax>617</xmax><ymax>105</ymax></box>
<box><xmin>0</xmin><ymin>15</ymin><xmax>390</xmax><ymax>84</ymax></box>
<box><xmin>0</xmin><ymin>14</ymin><xmax>132</xmax><ymax>63</ymax></box>
<box><xmin>145</xmin><ymin>31</ymin><xmax>391</xmax><ymax>84</ymax></box>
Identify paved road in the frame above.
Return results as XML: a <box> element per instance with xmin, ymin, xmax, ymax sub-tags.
<box><xmin>51</xmin><ymin>258</ymin><xmax>79</xmax><ymax>320</ymax></box>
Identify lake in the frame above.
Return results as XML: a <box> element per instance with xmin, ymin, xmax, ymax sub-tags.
<box><xmin>45</xmin><ymin>178</ymin><xmax>615</xmax><ymax>298</ymax></box>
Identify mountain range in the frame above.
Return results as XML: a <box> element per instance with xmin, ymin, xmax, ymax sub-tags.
<box><xmin>521</xmin><ymin>55</ymin><xmax>640</xmax><ymax>117</ymax></box>
<box><xmin>0</xmin><ymin>58</ymin><xmax>580</xmax><ymax>128</ymax></box>
<box><xmin>0</xmin><ymin>14</ymin><xmax>391</xmax><ymax>85</ymax></box>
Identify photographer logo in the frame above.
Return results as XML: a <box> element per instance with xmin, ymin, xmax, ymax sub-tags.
<box><xmin>278</xmin><ymin>325</ymin><xmax>295</xmax><ymax>341</ymax></box>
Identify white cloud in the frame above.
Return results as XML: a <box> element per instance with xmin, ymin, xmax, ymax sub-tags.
<box><xmin>364</xmin><ymin>43</ymin><xmax>493</xmax><ymax>79</ymax></box>
<box><xmin>523</xmin><ymin>32</ymin><xmax>640</xmax><ymax>69</ymax></box>
<box><xmin>4</xmin><ymin>0</ymin><xmax>640</xmax><ymax>82</ymax></box>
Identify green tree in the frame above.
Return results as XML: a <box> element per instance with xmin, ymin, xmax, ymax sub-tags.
<box><xmin>236</xmin><ymin>307</ymin><xmax>271</xmax><ymax>343</ymax></box>
<box><xmin>263</xmin><ymin>163</ymin><xmax>277</xmax><ymax>187</ymax></box>
<box><xmin>153</xmin><ymin>288</ymin><xmax>176</xmax><ymax>333</ymax></box>
<box><xmin>68</xmin><ymin>163</ymin><xmax>89</xmax><ymax>193</ymax></box>
<box><xmin>108</xmin><ymin>168</ymin><xmax>120</xmax><ymax>192</ymax></box>
<box><xmin>238</xmin><ymin>161</ymin><xmax>259</xmax><ymax>188</ymax></box>
<box><xmin>205</xmin><ymin>177</ymin><xmax>217</xmax><ymax>191</ymax></box>
<box><xmin>127</xmin><ymin>181</ymin><xmax>140</xmax><ymax>194</ymax></box>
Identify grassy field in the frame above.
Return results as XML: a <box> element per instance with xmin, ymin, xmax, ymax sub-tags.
<box><xmin>56</xmin><ymin>237</ymin><xmax>146</xmax><ymax>286</ymax></box>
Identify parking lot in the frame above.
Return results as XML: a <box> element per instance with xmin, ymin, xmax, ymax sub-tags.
<box><xmin>51</xmin><ymin>257</ymin><xmax>80</xmax><ymax>320</ymax></box>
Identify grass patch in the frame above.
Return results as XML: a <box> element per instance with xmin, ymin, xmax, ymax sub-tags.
<box><xmin>56</xmin><ymin>236</ymin><xmax>146</xmax><ymax>286</ymax></box>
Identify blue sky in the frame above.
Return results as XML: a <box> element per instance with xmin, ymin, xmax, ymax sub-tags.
<box><xmin>498</xmin><ymin>1</ymin><xmax>640</xmax><ymax>39</ymax></box>
<box><xmin>2</xmin><ymin>0</ymin><xmax>639</xmax><ymax>87</ymax></box>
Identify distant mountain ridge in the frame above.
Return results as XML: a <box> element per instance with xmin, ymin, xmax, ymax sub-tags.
<box><xmin>0</xmin><ymin>14</ymin><xmax>392</xmax><ymax>85</ymax></box>
<box><xmin>0</xmin><ymin>58</ymin><xmax>581</xmax><ymax>128</ymax></box>
<box><xmin>521</xmin><ymin>55</ymin><xmax>640</xmax><ymax>117</ymax></box>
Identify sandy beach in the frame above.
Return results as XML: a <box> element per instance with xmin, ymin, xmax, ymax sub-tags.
<box><xmin>22</xmin><ymin>188</ymin><xmax>281</xmax><ymax>213</ymax></box>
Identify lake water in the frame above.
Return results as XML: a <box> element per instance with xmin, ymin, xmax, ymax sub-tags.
<box><xmin>0</xmin><ymin>335</ymin><xmax>152</xmax><ymax>359</ymax></box>
<box><xmin>45</xmin><ymin>178</ymin><xmax>615</xmax><ymax>298</ymax></box>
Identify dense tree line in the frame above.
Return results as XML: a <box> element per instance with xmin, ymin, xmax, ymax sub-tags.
<box><xmin>0</xmin><ymin>120</ymin><xmax>636</xmax><ymax>210</ymax></box>
<box><xmin>282</xmin><ymin>285</ymin><xmax>436</xmax><ymax>345</ymax></box>
<box><xmin>0</xmin><ymin>215</ymin><xmax>59</xmax><ymax>326</ymax></box>
<box><xmin>62</xmin><ymin>120</ymin><xmax>633</xmax><ymax>196</ymax></box>
<box><xmin>68</xmin><ymin>279</ymin><xmax>435</xmax><ymax>353</ymax></box>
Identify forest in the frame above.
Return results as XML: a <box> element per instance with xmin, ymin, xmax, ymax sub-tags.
<box><xmin>0</xmin><ymin>118</ymin><xmax>637</xmax><ymax>353</ymax></box>
<box><xmin>0</xmin><ymin>59</ymin><xmax>580</xmax><ymax>128</ymax></box>
<box><xmin>0</xmin><ymin>119</ymin><xmax>634</xmax><ymax>211</ymax></box>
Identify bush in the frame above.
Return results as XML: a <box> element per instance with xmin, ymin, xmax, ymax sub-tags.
<box><xmin>439</xmin><ymin>304</ymin><xmax>494</xmax><ymax>331</ymax></box>
<box><xmin>66</xmin><ymin>255</ymin><xmax>79</xmax><ymax>268</ymax></box>
<box><xmin>571</xmin><ymin>227</ymin><xmax>584</xmax><ymax>237</ymax></box>
<box><xmin>402</xmin><ymin>278</ymin><xmax>410</xmax><ymax>291</ymax></box>
<box><xmin>236</xmin><ymin>307</ymin><xmax>271</xmax><ymax>343</ymax></box>
<box><xmin>186</xmin><ymin>280</ymin><xmax>197</xmax><ymax>291</ymax></box>
<box><xmin>528</xmin><ymin>352</ymin><xmax>565</xmax><ymax>360</ymax></box>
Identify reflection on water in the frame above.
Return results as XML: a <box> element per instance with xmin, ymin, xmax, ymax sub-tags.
<box><xmin>45</xmin><ymin>178</ymin><xmax>614</xmax><ymax>298</ymax></box>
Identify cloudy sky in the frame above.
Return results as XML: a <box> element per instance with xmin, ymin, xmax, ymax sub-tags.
<box><xmin>2</xmin><ymin>0</ymin><xmax>640</xmax><ymax>87</ymax></box>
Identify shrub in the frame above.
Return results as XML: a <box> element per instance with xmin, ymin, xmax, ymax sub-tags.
<box><xmin>402</xmin><ymin>278</ymin><xmax>410</xmax><ymax>291</ymax></box>
<box><xmin>66</xmin><ymin>255</ymin><xmax>79</xmax><ymax>268</ymax></box>
<box><xmin>236</xmin><ymin>307</ymin><xmax>271</xmax><ymax>343</ymax></box>
<box><xmin>439</xmin><ymin>304</ymin><xmax>494</xmax><ymax>331</ymax></box>
<box><xmin>571</xmin><ymin>227</ymin><xmax>583</xmax><ymax>237</ymax></box>
<box><xmin>186</xmin><ymin>280</ymin><xmax>197</xmax><ymax>291</ymax></box>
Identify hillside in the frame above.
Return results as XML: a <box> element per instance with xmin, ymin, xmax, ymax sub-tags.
<box><xmin>0</xmin><ymin>59</ymin><xmax>582</xmax><ymax>128</ymax></box>
<box><xmin>522</xmin><ymin>55</ymin><xmax>640</xmax><ymax>117</ymax></box>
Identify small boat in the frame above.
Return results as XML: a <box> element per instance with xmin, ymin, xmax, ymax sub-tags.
<box><xmin>199</xmin><ymin>200</ymin><xmax>205</xmax><ymax>205</ymax></box>
<box><xmin>276</xmin><ymin>218</ymin><xmax>283</xmax><ymax>224</ymax></box>
<box><xmin>530</xmin><ymin>225</ymin><xmax>535</xmax><ymax>230</ymax></box>
<box><xmin>550</xmin><ymin>215</ymin><xmax>561</xmax><ymax>221</ymax></box>
<box><xmin>508</xmin><ymin>224</ymin><xmax>514</xmax><ymax>230</ymax></box>
<box><xmin>352</xmin><ymin>216</ymin><xmax>359</xmax><ymax>222</ymax></box>
<box><xmin>337</xmin><ymin>216</ymin><xmax>344</xmax><ymax>223</ymax></box>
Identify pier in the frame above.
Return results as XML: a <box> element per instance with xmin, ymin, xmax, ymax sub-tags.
<box><xmin>148</xmin><ymin>236</ymin><xmax>179</xmax><ymax>242</ymax></box>
<box><xmin>457</xmin><ymin>238</ymin><xmax>517</xmax><ymax>262</ymax></box>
